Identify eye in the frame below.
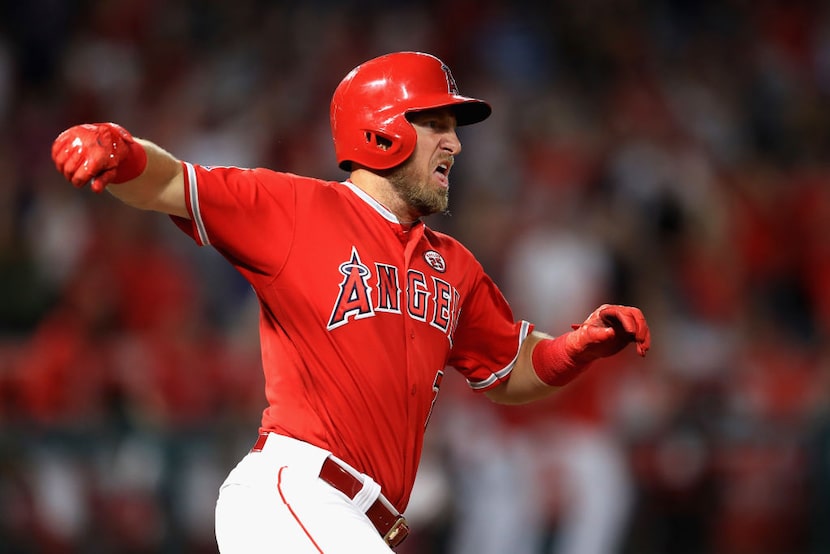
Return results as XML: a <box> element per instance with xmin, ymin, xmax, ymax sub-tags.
<box><xmin>427</xmin><ymin>118</ymin><xmax>452</xmax><ymax>131</ymax></box>
<box><xmin>408</xmin><ymin>111</ymin><xmax>456</xmax><ymax>132</ymax></box>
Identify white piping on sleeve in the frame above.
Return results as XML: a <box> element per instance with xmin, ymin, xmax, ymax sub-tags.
<box><xmin>184</xmin><ymin>162</ymin><xmax>210</xmax><ymax>246</ymax></box>
<box><xmin>467</xmin><ymin>320</ymin><xmax>532</xmax><ymax>391</ymax></box>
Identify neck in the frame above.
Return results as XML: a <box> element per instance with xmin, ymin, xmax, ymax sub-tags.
<box><xmin>349</xmin><ymin>168</ymin><xmax>420</xmax><ymax>224</ymax></box>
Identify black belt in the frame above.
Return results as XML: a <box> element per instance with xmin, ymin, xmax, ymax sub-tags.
<box><xmin>251</xmin><ymin>433</ymin><xmax>409</xmax><ymax>548</ymax></box>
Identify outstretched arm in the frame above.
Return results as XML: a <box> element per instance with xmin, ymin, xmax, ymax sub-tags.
<box><xmin>485</xmin><ymin>304</ymin><xmax>651</xmax><ymax>405</ymax></box>
<box><xmin>51</xmin><ymin>122</ymin><xmax>188</xmax><ymax>218</ymax></box>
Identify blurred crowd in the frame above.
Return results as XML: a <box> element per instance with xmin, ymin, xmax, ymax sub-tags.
<box><xmin>2</xmin><ymin>0</ymin><xmax>830</xmax><ymax>552</ymax></box>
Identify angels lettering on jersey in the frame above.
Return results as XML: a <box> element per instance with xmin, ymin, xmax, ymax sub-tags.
<box><xmin>327</xmin><ymin>246</ymin><xmax>461</xmax><ymax>345</ymax></box>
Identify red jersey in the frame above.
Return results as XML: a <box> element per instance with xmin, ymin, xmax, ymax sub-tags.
<box><xmin>172</xmin><ymin>163</ymin><xmax>531</xmax><ymax>510</ymax></box>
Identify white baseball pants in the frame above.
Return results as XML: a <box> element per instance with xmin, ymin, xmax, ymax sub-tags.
<box><xmin>214</xmin><ymin>433</ymin><xmax>393</xmax><ymax>553</ymax></box>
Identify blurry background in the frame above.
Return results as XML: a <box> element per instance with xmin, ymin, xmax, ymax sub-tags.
<box><xmin>2</xmin><ymin>0</ymin><xmax>830</xmax><ymax>553</ymax></box>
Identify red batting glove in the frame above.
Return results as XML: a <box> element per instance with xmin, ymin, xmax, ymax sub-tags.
<box><xmin>532</xmin><ymin>304</ymin><xmax>651</xmax><ymax>387</ymax></box>
<box><xmin>566</xmin><ymin>304</ymin><xmax>651</xmax><ymax>361</ymax></box>
<box><xmin>51</xmin><ymin>122</ymin><xmax>147</xmax><ymax>193</ymax></box>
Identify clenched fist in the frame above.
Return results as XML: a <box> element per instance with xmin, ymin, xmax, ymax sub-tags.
<box><xmin>51</xmin><ymin>122</ymin><xmax>147</xmax><ymax>192</ymax></box>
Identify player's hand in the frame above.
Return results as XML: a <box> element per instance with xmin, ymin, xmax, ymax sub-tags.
<box><xmin>51</xmin><ymin>122</ymin><xmax>147</xmax><ymax>193</ymax></box>
<box><xmin>565</xmin><ymin>304</ymin><xmax>651</xmax><ymax>363</ymax></box>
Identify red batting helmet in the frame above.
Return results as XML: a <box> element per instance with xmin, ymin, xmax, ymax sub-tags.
<box><xmin>330</xmin><ymin>51</ymin><xmax>492</xmax><ymax>171</ymax></box>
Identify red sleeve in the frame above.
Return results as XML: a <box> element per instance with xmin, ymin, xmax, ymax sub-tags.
<box><xmin>448</xmin><ymin>265</ymin><xmax>533</xmax><ymax>392</ymax></box>
<box><xmin>169</xmin><ymin>162</ymin><xmax>297</xmax><ymax>283</ymax></box>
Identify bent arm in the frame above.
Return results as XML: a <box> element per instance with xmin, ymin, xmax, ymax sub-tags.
<box><xmin>106</xmin><ymin>138</ymin><xmax>188</xmax><ymax>218</ymax></box>
<box><xmin>484</xmin><ymin>331</ymin><xmax>556</xmax><ymax>405</ymax></box>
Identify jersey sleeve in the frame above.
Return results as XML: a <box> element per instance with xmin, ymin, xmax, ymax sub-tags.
<box><xmin>170</xmin><ymin>162</ymin><xmax>297</xmax><ymax>281</ymax></box>
<box><xmin>448</xmin><ymin>267</ymin><xmax>533</xmax><ymax>392</ymax></box>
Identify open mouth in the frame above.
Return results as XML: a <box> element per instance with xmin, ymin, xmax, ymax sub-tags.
<box><xmin>434</xmin><ymin>164</ymin><xmax>449</xmax><ymax>187</ymax></box>
<box><xmin>434</xmin><ymin>159</ymin><xmax>452</xmax><ymax>186</ymax></box>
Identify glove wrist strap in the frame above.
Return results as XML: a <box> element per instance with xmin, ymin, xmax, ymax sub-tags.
<box><xmin>112</xmin><ymin>137</ymin><xmax>147</xmax><ymax>183</ymax></box>
<box><xmin>531</xmin><ymin>334</ymin><xmax>591</xmax><ymax>387</ymax></box>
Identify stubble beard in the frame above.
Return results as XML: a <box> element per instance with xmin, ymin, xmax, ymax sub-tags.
<box><xmin>386</xmin><ymin>162</ymin><xmax>450</xmax><ymax>218</ymax></box>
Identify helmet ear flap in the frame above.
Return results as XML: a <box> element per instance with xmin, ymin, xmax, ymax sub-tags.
<box><xmin>363</xmin><ymin>130</ymin><xmax>395</xmax><ymax>152</ymax></box>
<box><xmin>338</xmin><ymin>123</ymin><xmax>412</xmax><ymax>171</ymax></box>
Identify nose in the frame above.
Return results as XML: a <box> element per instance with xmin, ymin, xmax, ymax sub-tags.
<box><xmin>442</xmin><ymin>129</ymin><xmax>462</xmax><ymax>155</ymax></box>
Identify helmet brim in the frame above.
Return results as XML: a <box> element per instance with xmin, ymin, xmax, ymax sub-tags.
<box><xmin>406</xmin><ymin>96</ymin><xmax>492</xmax><ymax>126</ymax></box>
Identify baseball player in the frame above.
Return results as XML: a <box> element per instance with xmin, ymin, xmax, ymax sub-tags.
<box><xmin>50</xmin><ymin>51</ymin><xmax>651</xmax><ymax>553</ymax></box>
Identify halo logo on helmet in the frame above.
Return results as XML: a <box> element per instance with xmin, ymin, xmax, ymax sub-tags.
<box><xmin>440</xmin><ymin>63</ymin><xmax>459</xmax><ymax>95</ymax></box>
<box><xmin>330</xmin><ymin>52</ymin><xmax>492</xmax><ymax>171</ymax></box>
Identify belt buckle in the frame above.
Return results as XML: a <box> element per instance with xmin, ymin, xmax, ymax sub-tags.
<box><xmin>383</xmin><ymin>516</ymin><xmax>409</xmax><ymax>548</ymax></box>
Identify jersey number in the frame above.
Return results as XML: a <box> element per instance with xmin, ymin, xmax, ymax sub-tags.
<box><xmin>424</xmin><ymin>370</ymin><xmax>444</xmax><ymax>429</ymax></box>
